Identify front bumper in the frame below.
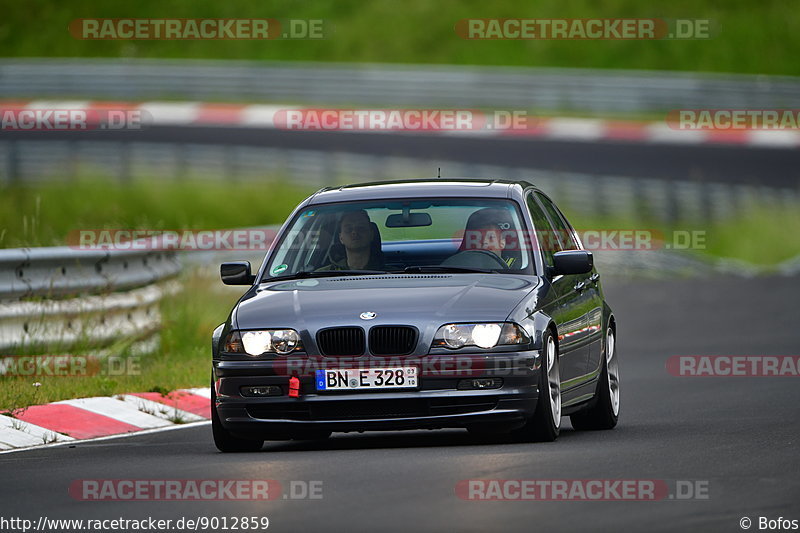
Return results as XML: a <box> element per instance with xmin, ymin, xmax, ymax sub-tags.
<box><xmin>213</xmin><ymin>352</ymin><xmax>541</xmax><ymax>435</ymax></box>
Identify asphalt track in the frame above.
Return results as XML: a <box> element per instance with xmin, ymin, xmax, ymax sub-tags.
<box><xmin>5</xmin><ymin>126</ymin><xmax>800</xmax><ymax>187</ymax></box>
<box><xmin>2</xmin><ymin>274</ymin><xmax>798</xmax><ymax>532</ymax></box>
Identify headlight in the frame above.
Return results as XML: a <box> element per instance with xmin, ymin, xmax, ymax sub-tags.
<box><xmin>472</xmin><ymin>323</ymin><xmax>502</xmax><ymax>348</ymax></box>
<box><xmin>224</xmin><ymin>329</ymin><xmax>303</xmax><ymax>356</ymax></box>
<box><xmin>432</xmin><ymin>322</ymin><xmax>529</xmax><ymax>350</ymax></box>
<box><xmin>442</xmin><ymin>324</ymin><xmax>471</xmax><ymax>349</ymax></box>
<box><xmin>271</xmin><ymin>329</ymin><xmax>301</xmax><ymax>354</ymax></box>
<box><xmin>242</xmin><ymin>330</ymin><xmax>272</xmax><ymax>355</ymax></box>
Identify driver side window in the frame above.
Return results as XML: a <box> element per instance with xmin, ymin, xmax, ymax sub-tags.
<box><xmin>536</xmin><ymin>192</ymin><xmax>580</xmax><ymax>251</ymax></box>
<box><xmin>525</xmin><ymin>192</ymin><xmax>559</xmax><ymax>269</ymax></box>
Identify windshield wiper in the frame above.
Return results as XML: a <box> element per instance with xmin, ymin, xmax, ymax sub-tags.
<box><xmin>262</xmin><ymin>269</ymin><xmax>388</xmax><ymax>282</ymax></box>
<box><xmin>393</xmin><ymin>265</ymin><xmax>495</xmax><ymax>274</ymax></box>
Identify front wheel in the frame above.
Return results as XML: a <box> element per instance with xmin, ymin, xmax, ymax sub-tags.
<box><xmin>211</xmin><ymin>383</ymin><xmax>264</xmax><ymax>452</ymax></box>
<box><xmin>513</xmin><ymin>330</ymin><xmax>560</xmax><ymax>442</ymax></box>
<box><xmin>570</xmin><ymin>327</ymin><xmax>619</xmax><ymax>430</ymax></box>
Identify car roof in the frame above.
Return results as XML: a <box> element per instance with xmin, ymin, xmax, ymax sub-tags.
<box><xmin>306</xmin><ymin>178</ymin><xmax>537</xmax><ymax>205</ymax></box>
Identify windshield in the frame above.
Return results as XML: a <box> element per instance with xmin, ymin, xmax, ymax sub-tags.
<box><xmin>263</xmin><ymin>198</ymin><xmax>535</xmax><ymax>279</ymax></box>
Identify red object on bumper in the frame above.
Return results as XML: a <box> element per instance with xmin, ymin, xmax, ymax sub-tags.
<box><xmin>288</xmin><ymin>376</ymin><xmax>300</xmax><ymax>397</ymax></box>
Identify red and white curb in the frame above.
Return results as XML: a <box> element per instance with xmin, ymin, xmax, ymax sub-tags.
<box><xmin>0</xmin><ymin>388</ymin><xmax>210</xmax><ymax>452</ymax></box>
<box><xmin>4</xmin><ymin>100</ymin><xmax>799</xmax><ymax>149</ymax></box>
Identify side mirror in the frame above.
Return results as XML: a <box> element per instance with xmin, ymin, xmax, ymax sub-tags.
<box><xmin>221</xmin><ymin>261</ymin><xmax>256</xmax><ymax>285</ymax></box>
<box><xmin>552</xmin><ymin>250</ymin><xmax>593</xmax><ymax>276</ymax></box>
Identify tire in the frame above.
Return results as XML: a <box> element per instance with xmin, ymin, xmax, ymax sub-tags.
<box><xmin>513</xmin><ymin>329</ymin><xmax>561</xmax><ymax>442</ymax></box>
<box><xmin>211</xmin><ymin>382</ymin><xmax>264</xmax><ymax>453</ymax></box>
<box><xmin>570</xmin><ymin>327</ymin><xmax>620</xmax><ymax>431</ymax></box>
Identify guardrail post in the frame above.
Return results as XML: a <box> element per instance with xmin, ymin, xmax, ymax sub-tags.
<box><xmin>699</xmin><ymin>181</ymin><xmax>714</xmax><ymax>224</ymax></box>
<box><xmin>632</xmin><ymin>178</ymin><xmax>650</xmax><ymax>223</ymax></box>
<box><xmin>67</xmin><ymin>140</ymin><xmax>79</xmax><ymax>181</ymax></box>
<box><xmin>664</xmin><ymin>181</ymin><xmax>680</xmax><ymax>226</ymax></box>
<box><xmin>594</xmin><ymin>176</ymin><xmax>609</xmax><ymax>220</ymax></box>
<box><xmin>225</xmin><ymin>145</ymin><xmax>238</xmax><ymax>182</ymax></box>
<box><xmin>4</xmin><ymin>140</ymin><xmax>20</xmax><ymax>184</ymax></box>
<box><xmin>324</xmin><ymin>152</ymin><xmax>337</xmax><ymax>185</ymax></box>
<box><xmin>119</xmin><ymin>142</ymin><xmax>131</xmax><ymax>182</ymax></box>
<box><xmin>175</xmin><ymin>143</ymin><xmax>188</xmax><ymax>180</ymax></box>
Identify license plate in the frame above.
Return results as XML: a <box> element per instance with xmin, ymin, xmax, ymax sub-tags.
<box><xmin>315</xmin><ymin>367</ymin><xmax>418</xmax><ymax>391</ymax></box>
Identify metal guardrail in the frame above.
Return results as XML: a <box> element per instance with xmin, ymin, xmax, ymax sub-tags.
<box><xmin>0</xmin><ymin>140</ymin><xmax>795</xmax><ymax>224</ymax></box>
<box><xmin>0</xmin><ymin>246</ymin><xmax>181</xmax><ymax>300</ymax></box>
<box><xmin>0</xmin><ymin>245</ymin><xmax>181</xmax><ymax>352</ymax></box>
<box><xmin>1</xmin><ymin>58</ymin><xmax>799</xmax><ymax>114</ymax></box>
<box><xmin>0</xmin><ymin>283</ymin><xmax>177</xmax><ymax>352</ymax></box>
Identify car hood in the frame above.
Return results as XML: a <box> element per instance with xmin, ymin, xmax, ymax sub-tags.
<box><xmin>234</xmin><ymin>274</ymin><xmax>539</xmax><ymax>333</ymax></box>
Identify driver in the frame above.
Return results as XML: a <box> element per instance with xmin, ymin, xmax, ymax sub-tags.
<box><xmin>318</xmin><ymin>210</ymin><xmax>385</xmax><ymax>271</ymax></box>
<box><xmin>460</xmin><ymin>207</ymin><xmax>517</xmax><ymax>267</ymax></box>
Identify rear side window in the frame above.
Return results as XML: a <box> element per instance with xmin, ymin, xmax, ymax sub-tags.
<box><xmin>536</xmin><ymin>193</ymin><xmax>580</xmax><ymax>251</ymax></box>
<box><xmin>525</xmin><ymin>193</ymin><xmax>558</xmax><ymax>268</ymax></box>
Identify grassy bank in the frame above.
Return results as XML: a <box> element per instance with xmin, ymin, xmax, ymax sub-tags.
<box><xmin>0</xmin><ymin>0</ymin><xmax>797</xmax><ymax>76</ymax></box>
<box><xmin>566</xmin><ymin>204</ymin><xmax>800</xmax><ymax>267</ymax></box>
<box><xmin>0</xmin><ymin>177</ymin><xmax>314</xmax><ymax>248</ymax></box>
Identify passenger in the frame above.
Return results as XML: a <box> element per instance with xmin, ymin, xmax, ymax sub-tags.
<box><xmin>318</xmin><ymin>210</ymin><xmax>385</xmax><ymax>270</ymax></box>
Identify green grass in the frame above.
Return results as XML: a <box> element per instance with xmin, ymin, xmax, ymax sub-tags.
<box><xmin>701</xmin><ymin>206</ymin><xmax>800</xmax><ymax>265</ymax></box>
<box><xmin>0</xmin><ymin>0</ymin><xmax>798</xmax><ymax>76</ymax></box>
<box><xmin>566</xmin><ymin>204</ymin><xmax>800</xmax><ymax>267</ymax></box>
<box><xmin>0</xmin><ymin>177</ymin><xmax>314</xmax><ymax>248</ymax></box>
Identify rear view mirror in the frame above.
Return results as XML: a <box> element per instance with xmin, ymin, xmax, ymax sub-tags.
<box><xmin>221</xmin><ymin>261</ymin><xmax>256</xmax><ymax>285</ymax></box>
<box><xmin>552</xmin><ymin>250</ymin><xmax>593</xmax><ymax>275</ymax></box>
<box><xmin>385</xmin><ymin>212</ymin><xmax>432</xmax><ymax>228</ymax></box>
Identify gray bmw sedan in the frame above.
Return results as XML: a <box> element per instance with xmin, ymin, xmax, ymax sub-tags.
<box><xmin>212</xmin><ymin>179</ymin><xmax>619</xmax><ymax>451</ymax></box>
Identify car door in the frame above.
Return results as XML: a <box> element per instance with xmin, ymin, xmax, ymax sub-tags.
<box><xmin>536</xmin><ymin>192</ymin><xmax>604</xmax><ymax>384</ymax></box>
<box><xmin>524</xmin><ymin>192</ymin><xmax>585</xmax><ymax>388</ymax></box>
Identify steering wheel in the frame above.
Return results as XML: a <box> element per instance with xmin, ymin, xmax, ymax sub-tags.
<box><xmin>441</xmin><ymin>249</ymin><xmax>509</xmax><ymax>269</ymax></box>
